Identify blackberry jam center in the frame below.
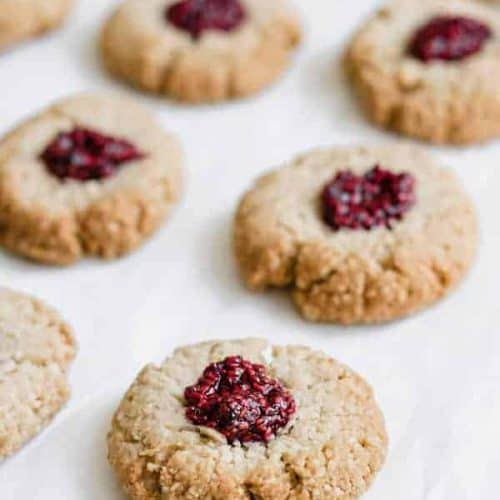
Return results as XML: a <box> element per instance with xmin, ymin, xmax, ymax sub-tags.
<box><xmin>408</xmin><ymin>15</ymin><xmax>492</xmax><ymax>62</ymax></box>
<box><xmin>322</xmin><ymin>165</ymin><xmax>416</xmax><ymax>231</ymax></box>
<box><xmin>184</xmin><ymin>356</ymin><xmax>296</xmax><ymax>445</ymax></box>
<box><xmin>166</xmin><ymin>0</ymin><xmax>246</xmax><ymax>39</ymax></box>
<box><xmin>40</xmin><ymin>127</ymin><xmax>144</xmax><ymax>181</ymax></box>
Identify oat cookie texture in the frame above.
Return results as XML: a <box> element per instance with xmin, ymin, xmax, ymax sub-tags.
<box><xmin>100</xmin><ymin>0</ymin><xmax>302</xmax><ymax>103</ymax></box>
<box><xmin>0</xmin><ymin>0</ymin><xmax>72</xmax><ymax>50</ymax></box>
<box><xmin>0</xmin><ymin>288</ymin><xmax>76</xmax><ymax>459</ymax></box>
<box><xmin>345</xmin><ymin>0</ymin><xmax>500</xmax><ymax>144</ymax></box>
<box><xmin>0</xmin><ymin>93</ymin><xmax>183</xmax><ymax>265</ymax></box>
<box><xmin>234</xmin><ymin>145</ymin><xmax>477</xmax><ymax>324</ymax></box>
<box><xmin>107</xmin><ymin>338</ymin><xmax>388</xmax><ymax>499</ymax></box>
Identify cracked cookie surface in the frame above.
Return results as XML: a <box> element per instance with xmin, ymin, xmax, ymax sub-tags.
<box><xmin>107</xmin><ymin>338</ymin><xmax>387</xmax><ymax>499</ymax></box>
<box><xmin>345</xmin><ymin>0</ymin><xmax>500</xmax><ymax>144</ymax></box>
<box><xmin>0</xmin><ymin>93</ymin><xmax>183</xmax><ymax>265</ymax></box>
<box><xmin>234</xmin><ymin>145</ymin><xmax>477</xmax><ymax>324</ymax></box>
<box><xmin>0</xmin><ymin>288</ymin><xmax>76</xmax><ymax>460</ymax></box>
<box><xmin>100</xmin><ymin>0</ymin><xmax>301</xmax><ymax>103</ymax></box>
<box><xmin>0</xmin><ymin>0</ymin><xmax>72</xmax><ymax>51</ymax></box>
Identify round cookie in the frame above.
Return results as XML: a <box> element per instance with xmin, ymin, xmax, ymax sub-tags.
<box><xmin>0</xmin><ymin>93</ymin><xmax>183</xmax><ymax>265</ymax></box>
<box><xmin>0</xmin><ymin>288</ymin><xmax>76</xmax><ymax>460</ymax></box>
<box><xmin>100</xmin><ymin>0</ymin><xmax>301</xmax><ymax>103</ymax></box>
<box><xmin>107</xmin><ymin>338</ymin><xmax>388</xmax><ymax>499</ymax></box>
<box><xmin>0</xmin><ymin>0</ymin><xmax>72</xmax><ymax>51</ymax></box>
<box><xmin>345</xmin><ymin>0</ymin><xmax>500</xmax><ymax>144</ymax></box>
<box><xmin>234</xmin><ymin>145</ymin><xmax>477</xmax><ymax>324</ymax></box>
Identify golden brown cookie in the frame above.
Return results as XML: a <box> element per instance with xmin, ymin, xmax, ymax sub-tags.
<box><xmin>107</xmin><ymin>338</ymin><xmax>388</xmax><ymax>499</ymax></box>
<box><xmin>0</xmin><ymin>93</ymin><xmax>183</xmax><ymax>265</ymax></box>
<box><xmin>234</xmin><ymin>145</ymin><xmax>477</xmax><ymax>324</ymax></box>
<box><xmin>0</xmin><ymin>0</ymin><xmax>72</xmax><ymax>51</ymax></box>
<box><xmin>345</xmin><ymin>0</ymin><xmax>500</xmax><ymax>144</ymax></box>
<box><xmin>100</xmin><ymin>0</ymin><xmax>301</xmax><ymax>103</ymax></box>
<box><xmin>0</xmin><ymin>288</ymin><xmax>76</xmax><ymax>460</ymax></box>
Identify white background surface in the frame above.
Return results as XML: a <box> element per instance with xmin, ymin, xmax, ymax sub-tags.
<box><xmin>0</xmin><ymin>0</ymin><xmax>498</xmax><ymax>498</ymax></box>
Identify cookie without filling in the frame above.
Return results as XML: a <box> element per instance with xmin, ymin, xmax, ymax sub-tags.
<box><xmin>345</xmin><ymin>0</ymin><xmax>500</xmax><ymax>144</ymax></box>
<box><xmin>234</xmin><ymin>145</ymin><xmax>477</xmax><ymax>324</ymax></box>
<box><xmin>100</xmin><ymin>0</ymin><xmax>302</xmax><ymax>103</ymax></box>
<box><xmin>0</xmin><ymin>288</ymin><xmax>76</xmax><ymax>460</ymax></box>
<box><xmin>107</xmin><ymin>338</ymin><xmax>388</xmax><ymax>499</ymax></box>
<box><xmin>0</xmin><ymin>93</ymin><xmax>183</xmax><ymax>265</ymax></box>
<box><xmin>0</xmin><ymin>0</ymin><xmax>72</xmax><ymax>51</ymax></box>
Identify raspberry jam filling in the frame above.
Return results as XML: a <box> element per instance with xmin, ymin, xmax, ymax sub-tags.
<box><xmin>184</xmin><ymin>356</ymin><xmax>296</xmax><ymax>445</ymax></box>
<box><xmin>166</xmin><ymin>0</ymin><xmax>246</xmax><ymax>39</ymax></box>
<box><xmin>322</xmin><ymin>166</ymin><xmax>416</xmax><ymax>231</ymax></box>
<box><xmin>40</xmin><ymin>127</ymin><xmax>144</xmax><ymax>181</ymax></box>
<box><xmin>408</xmin><ymin>15</ymin><xmax>492</xmax><ymax>62</ymax></box>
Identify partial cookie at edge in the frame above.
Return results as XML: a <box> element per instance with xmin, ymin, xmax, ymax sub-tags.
<box><xmin>0</xmin><ymin>288</ymin><xmax>76</xmax><ymax>459</ymax></box>
<box><xmin>344</xmin><ymin>0</ymin><xmax>500</xmax><ymax>144</ymax></box>
<box><xmin>107</xmin><ymin>338</ymin><xmax>388</xmax><ymax>499</ymax></box>
<box><xmin>99</xmin><ymin>0</ymin><xmax>302</xmax><ymax>103</ymax></box>
<box><xmin>0</xmin><ymin>0</ymin><xmax>72</xmax><ymax>50</ymax></box>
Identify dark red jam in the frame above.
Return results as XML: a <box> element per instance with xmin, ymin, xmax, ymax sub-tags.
<box><xmin>40</xmin><ymin>127</ymin><xmax>144</xmax><ymax>181</ymax></box>
<box><xmin>408</xmin><ymin>15</ymin><xmax>492</xmax><ymax>62</ymax></box>
<box><xmin>184</xmin><ymin>356</ymin><xmax>296</xmax><ymax>445</ymax></box>
<box><xmin>166</xmin><ymin>0</ymin><xmax>246</xmax><ymax>39</ymax></box>
<box><xmin>322</xmin><ymin>166</ymin><xmax>416</xmax><ymax>231</ymax></box>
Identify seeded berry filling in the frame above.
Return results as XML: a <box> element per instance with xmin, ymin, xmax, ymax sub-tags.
<box><xmin>409</xmin><ymin>15</ymin><xmax>492</xmax><ymax>62</ymax></box>
<box><xmin>166</xmin><ymin>0</ymin><xmax>246</xmax><ymax>39</ymax></box>
<box><xmin>40</xmin><ymin>127</ymin><xmax>145</xmax><ymax>181</ymax></box>
<box><xmin>184</xmin><ymin>356</ymin><xmax>296</xmax><ymax>445</ymax></box>
<box><xmin>322</xmin><ymin>166</ymin><xmax>416</xmax><ymax>231</ymax></box>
